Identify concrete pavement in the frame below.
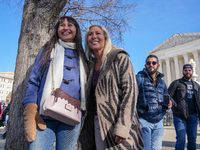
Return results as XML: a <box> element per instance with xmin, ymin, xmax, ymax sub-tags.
<box><xmin>0</xmin><ymin>127</ymin><xmax>6</xmax><ymax>150</ymax></box>
<box><xmin>162</xmin><ymin>125</ymin><xmax>200</xmax><ymax>150</ymax></box>
<box><xmin>0</xmin><ymin>125</ymin><xmax>199</xmax><ymax>150</ymax></box>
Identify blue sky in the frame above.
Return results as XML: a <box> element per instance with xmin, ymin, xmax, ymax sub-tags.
<box><xmin>0</xmin><ymin>0</ymin><xmax>200</xmax><ymax>74</ymax></box>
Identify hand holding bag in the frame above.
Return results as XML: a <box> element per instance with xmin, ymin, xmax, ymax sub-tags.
<box><xmin>43</xmin><ymin>57</ymin><xmax>81</xmax><ymax>126</ymax></box>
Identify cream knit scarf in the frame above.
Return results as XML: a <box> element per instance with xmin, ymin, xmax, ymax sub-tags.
<box><xmin>39</xmin><ymin>39</ymin><xmax>87</xmax><ymax>115</ymax></box>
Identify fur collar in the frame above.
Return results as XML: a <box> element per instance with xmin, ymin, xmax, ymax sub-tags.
<box><xmin>89</xmin><ymin>48</ymin><xmax>129</xmax><ymax>82</ymax></box>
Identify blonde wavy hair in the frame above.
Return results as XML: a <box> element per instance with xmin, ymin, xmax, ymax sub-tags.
<box><xmin>85</xmin><ymin>25</ymin><xmax>113</xmax><ymax>68</ymax></box>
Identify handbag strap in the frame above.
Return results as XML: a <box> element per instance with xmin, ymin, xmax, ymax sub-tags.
<box><xmin>51</xmin><ymin>58</ymin><xmax>55</xmax><ymax>91</ymax></box>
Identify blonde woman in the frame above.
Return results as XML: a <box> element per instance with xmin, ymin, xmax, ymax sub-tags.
<box><xmin>77</xmin><ymin>25</ymin><xmax>143</xmax><ymax>150</ymax></box>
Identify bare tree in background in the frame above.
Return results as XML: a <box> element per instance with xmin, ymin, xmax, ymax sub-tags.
<box><xmin>62</xmin><ymin>0</ymin><xmax>137</xmax><ymax>44</ymax></box>
<box><xmin>4</xmin><ymin>0</ymin><xmax>137</xmax><ymax>149</ymax></box>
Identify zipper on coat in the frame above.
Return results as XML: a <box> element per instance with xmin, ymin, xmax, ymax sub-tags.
<box><xmin>183</xmin><ymin>81</ymin><xmax>189</xmax><ymax>119</ymax></box>
<box><xmin>147</xmin><ymin>71</ymin><xmax>162</xmax><ymax>123</ymax></box>
<box><xmin>155</xmin><ymin>86</ymin><xmax>160</xmax><ymax>123</ymax></box>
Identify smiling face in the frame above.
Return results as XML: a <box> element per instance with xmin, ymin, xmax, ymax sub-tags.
<box><xmin>183</xmin><ymin>67</ymin><xmax>193</xmax><ymax>80</ymax></box>
<box><xmin>87</xmin><ymin>26</ymin><xmax>106</xmax><ymax>52</ymax></box>
<box><xmin>58</xmin><ymin>18</ymin><xmax>76</xmax><ymax>42</ymax></box>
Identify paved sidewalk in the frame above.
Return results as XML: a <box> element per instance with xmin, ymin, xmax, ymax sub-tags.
<box><xmin>0</xmin><ymin>125</ymin><xmax>199</xmax><ymax>150</ymax></box>
<box><xmin>162</xmin><ymin>125</ymin><xmax>200</xmax><ymax>150</ymax></box>
<box><xmin>0</xmin><ymin>127</ymin><xmax>6</xmax><ymax>150</ymax></box>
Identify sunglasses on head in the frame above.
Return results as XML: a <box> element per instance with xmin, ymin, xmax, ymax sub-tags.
<box><xmin>146</xmin><ymin>61</ymin><xmax>157</xmax><ymax>65</ymax></box>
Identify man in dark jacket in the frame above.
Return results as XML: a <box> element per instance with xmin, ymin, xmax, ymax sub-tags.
<box><xmin>136</xmin><ymin>54</ymin><xmax>172</xmax><ymax>150</ymax></box>
<box><xmin>168</xmin><ymin>64</ymin><xmax>200</xmax><ymax>150</ymax></box>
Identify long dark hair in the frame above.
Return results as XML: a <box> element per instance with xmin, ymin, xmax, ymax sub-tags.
<box><xmin>38</xmin><ymin>16</ymin><xmax>85</xmax><ymax>75</ymax></box>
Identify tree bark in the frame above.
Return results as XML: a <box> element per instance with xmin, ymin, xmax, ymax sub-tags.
<box><xmin>5</xmin><ymin>0</ymin><xmax>67</xmax><ymax>149</ymax></box>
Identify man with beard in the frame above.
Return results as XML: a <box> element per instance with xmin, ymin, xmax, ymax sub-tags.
<box><xmin>136</xmin><ymin>54</ymin><xmax>172</xmax><ymax>150</ymax></box>
<box><xmin>168</xmin><ymin>64</ymin><xmax>200</xmax><ymax>150</ymax></box>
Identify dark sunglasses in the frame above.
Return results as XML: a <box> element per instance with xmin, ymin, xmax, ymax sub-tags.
<box><xmin>146</xmin><ymin>61</ymin><xmax>157</xmax><ymax>65</ymax></box>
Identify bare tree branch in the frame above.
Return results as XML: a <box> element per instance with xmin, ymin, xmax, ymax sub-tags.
<box><xmin>61</xmin><ymin>0</ymin><xmax>137</xmax><ymax>45</ymax></box>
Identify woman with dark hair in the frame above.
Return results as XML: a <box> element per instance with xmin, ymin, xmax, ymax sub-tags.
<box><xmin>23</xmin><ymin>16</ymin><xmax>88</xmax><ymax>150</ymax></box>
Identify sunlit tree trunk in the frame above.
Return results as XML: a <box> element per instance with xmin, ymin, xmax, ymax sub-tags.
<box><xmin>5</xmin><ymin>0</ymin><xmax>67</xmax><ymax>149</ymax></box>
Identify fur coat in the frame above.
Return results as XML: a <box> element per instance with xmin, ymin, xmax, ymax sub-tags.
<box><xmin>77</xmin><ymin>48</ymin><xmax>144</xmax><ymax>150</ymax></box>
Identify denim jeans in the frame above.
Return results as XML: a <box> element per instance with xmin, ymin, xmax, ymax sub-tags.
<box><xmin>29</xmin><ymin>119</ymin><xmax>81</xmax><ymax>150</ymax></box>
<box><xmin>139</xmin><ymin>117</ymin><xmax>164</xmax><ymax>150</ymax></box>
<box><xmin>173</xmin><ymin>114</ymin><xmax>198</xmax><ymax>150</ymax></box>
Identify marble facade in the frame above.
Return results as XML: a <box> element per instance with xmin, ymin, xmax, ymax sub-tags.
<box><xmin>146</xmin><ymin>33</ymin><xmax>200</xmax><ymax>87</ymax></box>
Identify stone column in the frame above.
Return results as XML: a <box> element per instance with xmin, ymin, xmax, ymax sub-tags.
<box><xmin>183</xmin><ymin>53</ymin><xmax>189</xmax><ymax>64</ymax></box>
<box><xmin>159</xmin><ymin>59</ymin><xmax>163</xmax><ymax>73</ymax></box>
<box><xmin>192</xmin><ymin>50</ymin><xmax>200</xmax><ymax>81</ymax></box>
<box><xmin>174</xmin><ymin>55</ymin><xmax>180</xmax><ymax>79</ymax></box>
<box><xmin>165</xmin><ymin>58</ymin><xmax>171</xmax><ymax>87</ymax></box>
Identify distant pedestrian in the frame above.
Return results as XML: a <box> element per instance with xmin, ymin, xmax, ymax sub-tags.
<box><xmin>1</xmin><ymin>103</ymin><xmax>10</xmax><ymax>139</ymax></box>
<box><xmin>136</xmin><ymin>54</ymin><xmax>172</xmax><ymax>150</ymax></box>
<box><xmin>1</xmin><ymin>103</ymin><xmax>10</xmax><ymax>124</ymax></box>
<box><xmin>0</xmin><ymin>103</ymin><xmax>3</xmax><ymax>127</ymax></box>
<box><xmin>168</xmin><ymin>64</ymin><xmax>200</xmax><ymax>150</ymax></box>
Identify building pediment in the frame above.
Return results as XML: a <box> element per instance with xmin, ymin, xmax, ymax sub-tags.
<box><xmin>148</xmin><ymin>33</ymin><xmax>200</xmax><ymax>54</ymax></box>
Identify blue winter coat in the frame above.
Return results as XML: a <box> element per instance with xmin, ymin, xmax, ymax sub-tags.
<box><xmin>23</xmin><ymin>48</ymin><xmax>81</xmax><ymax>119</ymax></box>
<box><xmin>136</xmin><ymin>68</ymin><xmax>168</xmax><ymax>123</ymax></box>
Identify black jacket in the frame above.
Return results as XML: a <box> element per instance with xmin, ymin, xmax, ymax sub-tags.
<box><xmin>168</xmin><ymin>77</ymin><xmax>200</xmax><ymax>120</ymax></box>
<box><xmin>1</xmin><ymin>104</ymin><xmax>10</xmax><ymax>122</ymax></box>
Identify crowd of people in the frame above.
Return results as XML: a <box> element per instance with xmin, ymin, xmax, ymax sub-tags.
<box><xmin>0</xmin><ymin>101</ymin><xmax>9</xmax><ymax>139</ymax></box>
<box><xmin>6</xmin><ymin>15</ymin><xmax>199</xmax><ymax>150</ymax></box>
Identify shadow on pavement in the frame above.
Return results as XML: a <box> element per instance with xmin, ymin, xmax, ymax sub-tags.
<box><xmin>163</xmin><ymin>127</ymin><xmax>175</xmax><ymax>130</ymax></box>
<box><xmin>162</xmin><ymin>141</ymin><xmax>200</xmax><ymax>149</ymax></box>
<box><xmin>162</xmin><ymin>141</ymin><xmax>175</xmax><ymax>148</ymax></box>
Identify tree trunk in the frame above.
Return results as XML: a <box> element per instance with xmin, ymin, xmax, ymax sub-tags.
<box><xmin>5</xmin><ymin>0</ymin><xmax>67</xmax><ymax>149</ymax></box>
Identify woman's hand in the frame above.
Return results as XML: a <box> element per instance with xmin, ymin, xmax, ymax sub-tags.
<box><xmin>24</xmin><ymin>103</ymin><xmax>46</xmax><ymax>142</ymax></box>
<box><xmin>113</xmin><ymin>135</ymin><xmax>126</xmax><ymax>144</ymax></box>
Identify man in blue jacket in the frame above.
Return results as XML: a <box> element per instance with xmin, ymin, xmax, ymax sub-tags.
<box><xmin>168</xmin><ymin>64</ymin><xmax>200</xmax><ymax>150</ymax></box>
<box><xmin>136</xmin><ymin>54</ymin><xmax>172</xmax><ymax>150</ymax></box>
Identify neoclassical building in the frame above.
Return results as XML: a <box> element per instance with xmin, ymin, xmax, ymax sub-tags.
<box><xmin>146</xmin><ymin>33</ymin><xmax>200</xmax><ymax>87</ymax></box>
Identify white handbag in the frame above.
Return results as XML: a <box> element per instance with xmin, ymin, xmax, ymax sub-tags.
<box><xmin>43</xmin><ymin>57</ymin><xmax>81</xmax><ymax>126</ymax></box>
